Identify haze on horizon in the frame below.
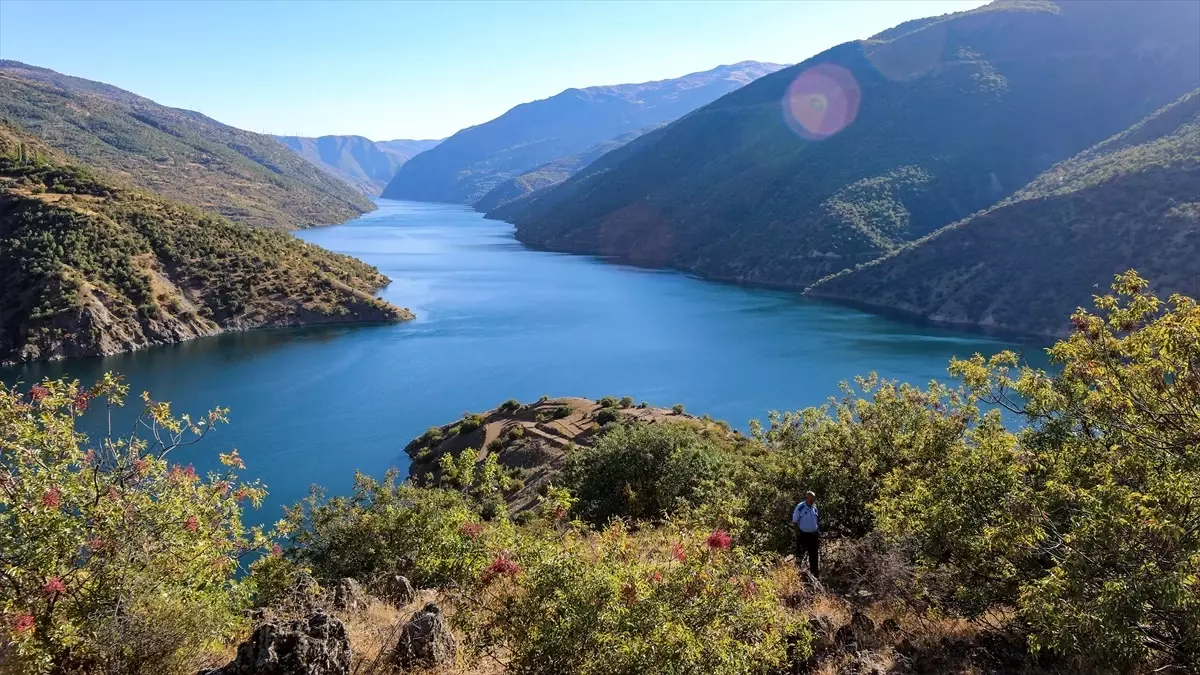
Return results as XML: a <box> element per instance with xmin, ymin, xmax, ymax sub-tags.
<box><xmin>0</xmin><ymin>0</ymin><xmax>986</xmax><ymax>141</ymax></box>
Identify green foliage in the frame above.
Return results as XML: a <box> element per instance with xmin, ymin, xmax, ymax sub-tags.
<box><xmin>594</xmin><ymin>408</ymin><xmax>620</xmax><ymax>425</ymax></box>
<box><xmin>455</xmin><ymin>522</ymin><xmax>806</xmax><ymax>675</ymax></box>
<box><xmin>457</xmin><ymin>412</ymin><xmax>486</xmax><ymax>434</ymax></box>
<box><xmin>884</xmin><ymin>272</ymin><xmax>1200</xmax><ymax>671</ymax></box>
<box><xmin>282</xmin><ymin>470</ymin><xmax>512</xmax><ymax>589</ymax></box>
<box><xmin>566</xmin><ymin>422</ymin><xmax>741</xmax><ymax>526</ymax></box>
<box><xmin>619</xmin><ymin>396</ymin><xmax>634</xmax><ymax>408</ymax></box>
<box><xmin>596</xmin><ymin>396</ymin><xmax>619</xmax><ymax>408</ymax></box>
<box><xmin>498</xmin><ymin>398</ymin><xmax>522</xmax><ymax>412</ymax></box>
<box><xmin>0</xmin><ymin>374</ymin><xmax>268</xmax><ymax>675</ymax></box>
<box><xmin>671</xmin><ymin>403</ymin><xmax>685</xmax><ymax>414</ymax></box>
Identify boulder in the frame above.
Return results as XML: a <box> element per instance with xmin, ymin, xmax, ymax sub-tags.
<box><xmin>333</xmin><ymin>577</ymin><xmax>366</xmax><ymax>612</ymax></box>
<box><xmin>835</xmin><ymin>611</ymin><xmax>876</xmax><ymax>652</ymax></box>
<box><xmin>202</xmin><ymin>610</ymin><xmax>350</xmax><ymax>675</ymax></box>
<box><xmin>377</xmin><ymin>573</ymin><xmax>416</xmax><ymax>606</ymax></box>
<box><xmin>394</xmin><ymin>602</ymin><xmax>456</xmax><ymax>669</ymax></box>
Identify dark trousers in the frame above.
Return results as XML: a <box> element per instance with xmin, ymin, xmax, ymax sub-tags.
<box><xmin>796</xmin><ymin>531</ymin><xmax>819</xmax><ymax>577</ymax></box>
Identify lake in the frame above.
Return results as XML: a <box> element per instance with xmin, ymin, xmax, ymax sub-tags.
<box><xmin>0</xmin><ymin>200</ymin><xmax>1045</xmax><ymax>523</ymax></box>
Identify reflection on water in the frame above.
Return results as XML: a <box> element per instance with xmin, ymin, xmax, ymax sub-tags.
<box><xmin>0</xmin><ymin>200</ymin><xmax>1047</xmax><ymax>526</ymax></box>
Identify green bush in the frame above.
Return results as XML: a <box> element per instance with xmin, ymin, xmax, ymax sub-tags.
<box><xmin>0</xmin><ymin>374</ymin><xmax>269</xmax><ymax>675</ymax></box>
<box><xmin>565</xmin><ymin>422</ymin><xmax>742</xmax><ymax>525</ymax></box>
<box><xmin>597</xmin><ymin>396</ymin><xmax>619</xmax><ymax>408</ymax></box>
<box><xmin>619</xmin><ymin>396</ymin><xmax>634</xmax><ymax>409</ymax></box>
<box><xmin>456</xmin><ymin>522</ymin><xmax>806</xmax><ymax>675</ymax></box>
<box><xmin>498</xmin><ymin>398</ymin><xmax>522</xmax><ymax>412</ymax></box>
<box><xmin>458</xmin><ymin>412</ymin><xmax>486</xmax><ymax>434</ymax></box>
<box><xmin>671</xmin><ymin>403</ymin><xmax>685</xmax><ymax>414</ymax></box>
<box><xmin>281</xmin><ymin>471</ymin><xmax>512</xmax><ymax>589</ymax></box>
<box><xmin>875</xmin><ymin>273</ymin><xmax>1200</xmax><ymax>671</ymax></box>
<box><xmin>594</xmin><ymin>408</ymin><xmax>620</xmax><ymax>425</ymax></box>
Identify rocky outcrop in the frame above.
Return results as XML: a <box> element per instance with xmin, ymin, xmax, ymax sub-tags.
<box><xmin>332</xmin><ymin>578</ymin><xmax>366</xmax><ymax>612</ymax></box>
<box><xmin>201</xmin><ymin>610</ymin><xmax>350</xmax><ymax>675</ymax></box>
<box><xmin>394</xmin><ymin>602</ymin><xmax>456</xmax><ymax>669</ymax></box>
<box><xmin>376</xmin><ymin>573</ymin><xmax>416</xmax><ymax>606</ymax></box>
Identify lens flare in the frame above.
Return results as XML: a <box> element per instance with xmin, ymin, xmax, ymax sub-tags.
<box><xmin>781</xmin><ymin>64</ymin><xmax>861</xmax><ymax>140</ymax></box>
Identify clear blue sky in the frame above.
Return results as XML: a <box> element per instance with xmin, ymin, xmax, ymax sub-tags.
<box><xmin>0</xmin><ymin>0</ymin><xmax>986</xmax><ymax>141</ymax></box>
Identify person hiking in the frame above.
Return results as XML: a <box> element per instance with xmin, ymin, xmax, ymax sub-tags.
<box><xmin>791</xmin><ymin>490</ymin><xmax>819</xmax><ymax>577</ymax></box>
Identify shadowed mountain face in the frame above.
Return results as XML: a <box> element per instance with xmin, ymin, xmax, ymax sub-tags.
<box><xmin>273</xmin><ymin>135</ymin><xmax>440</xmax><ymax>196</ymax></box>
<box><xmin>380</xmin><ymin>61</ymin><xmax>785</xmax><ymax>205</ymax></box>
<box><xmin>500</xmin><ymin>0</ymin><xmax>1199</xmax><ymax>294</ymax></box>
<box><xmin>475</xmin><ymin>127</ymin><xmax>658</xmax><ymax>213</ymax></box>
<box><xmin>0</xmin><ymin>61</ymin><xmax>375</xmax><ymax>229</ymax></box>
<box><xmin>807</xmin><ymin>90</ymin><xmax>1200</xmax><ymax>338</ymax></box>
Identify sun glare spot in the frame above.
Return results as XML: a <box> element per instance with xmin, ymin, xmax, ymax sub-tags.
<box><xmin>781</xmin><ymin>64</ymin><xmax>861</xmax><ymax>140</ymax></box>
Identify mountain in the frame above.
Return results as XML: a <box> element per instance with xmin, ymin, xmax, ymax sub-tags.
<box><xmin>806</xmin><ymin>90</ymin><xmax>1200</xmax><ymax>337</ymax></box>
<box><xmin>0</xmin><ymin>122</ymin><xmax>411</xmax><ymax>364</ymax></box>
<box><xmin>500</xmin><ymin>1</ymin><xmax>1200</xmax><ymax>292</ymax></box>
<box><xmin>380</xmin><ymin>61</ymin><xmax>785</xmax><ymax>205</ymax></box>
<box><xmin>474</xmin><ymin>127</ymin><xmax>657</xmax><ymax>213</ymax></box>
<box><xmin>272</xmin><ymin>135</ymin><xmax>440</xmax><ymax>195</ymax></box>
<box><xmin>0</xmin><ymin>61</ymin><xmax>375</xmax><ymax>229</ymax></box>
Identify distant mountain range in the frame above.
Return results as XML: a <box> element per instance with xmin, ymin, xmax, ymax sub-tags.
<box><xmin>474</xmin><ymin>126</ymin><xmax>658</xmax><ymax>213</ymax></box>
<box><xmin>498</xmin><ymin>0</ymin><xmax>1199</xmax><ymax>336</ymax></box>
<box><xmin>272</xmin><ymin>135</ymin><xmax>440</xmax><ymax>196</ymax></box>
<box><xmin>0</xmin><ymin>60</ymin><xmax>374</xmax><ymax>229</ymax></box>
<box><xmin>381</xmin><ymin>61</ymin><xmax>785</xmax><ymax>206</ymax></box>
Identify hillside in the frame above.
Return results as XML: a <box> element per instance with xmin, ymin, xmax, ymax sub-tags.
<box><xmin>0</xmin><ymin>61</ymin><xmax>375</xmax><ymax>229</ymax></box>
<box><xmin>0</xmin><ymin>123</ymin><xmax>411</xmax><ymax>364</ymax></box>
<box><xmin>500</xmin><ymin>0</ymin><xmax>1200</xmax><ymax>290</ymax></box>
<box><xmin>807</xmin><ymin>89</ymin><xmax>1200</xmax><ymax>337</ymax></box>
<box><xmin>475</xmin><ymin>127</ymin><xmax>657</xmax><ymax>213</ymax></box>
<box><xmin>273</xmin><ymin>134</ymin><xmax>440</xmax><ymax>195</ymax></box>
<box><xmin>380</xmin><ymin>61</ymin><xmax>784</xmax><ymax>205</ymax></box>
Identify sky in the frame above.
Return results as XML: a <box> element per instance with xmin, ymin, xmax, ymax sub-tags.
<box><xmin>0</xmin><ymin>0</ymin><xmax>987</xmax><ymax>141</ymax></box>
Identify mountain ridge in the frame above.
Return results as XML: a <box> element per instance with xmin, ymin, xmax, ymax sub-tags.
<box><xmin>0</xmin><ymin>60</ymin><xmax>375</xmax><ymax>229</ymax></box>
<box><xmin>499</xmin><ymin>0</ymin><xmax>1199</xmax><ymax>300</ymax></box>
<box><xmin>380</xmin><ymin>61</ymin><xmax>785</xmax><ymax>205</ymax></box>
<box><xmin>805</xmin><ymin>89</ymin><xmax>1200</xmax><ymax>338</ymax></box>
<box><xmin>273</xmin><ymin>134</ymin><xmax>440</xmax><ymax>196</ymax></box>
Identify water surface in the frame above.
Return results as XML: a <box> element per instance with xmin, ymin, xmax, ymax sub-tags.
<box><xmin>1</xmin><ymin>200</ymin><xmax>1045</xmax><ymax>522</ymax></box>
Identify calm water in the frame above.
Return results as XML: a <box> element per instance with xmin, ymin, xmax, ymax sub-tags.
<box><xmin>0</xmin><ymin>200</ymin><xmax>1044</xmax><ymax>523</ymax></box>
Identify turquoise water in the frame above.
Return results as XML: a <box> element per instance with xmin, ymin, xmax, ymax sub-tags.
<box><xmin>0</xmin><ymin>200</ymin><xmax>1044</xmax><ymax>523</ymax></box>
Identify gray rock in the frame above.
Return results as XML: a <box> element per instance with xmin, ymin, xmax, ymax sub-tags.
<box><xmin>377</xmin><ymin>573</ymin><xmax>416</xmax><ymax>606</ymax></box>
<box><xmin>203</xmin><ymin>610</ymin><xmax>350</xmax><ymax>675</ymax></box>
<box><xmin>332</xmin><ymin>577</ymin><xmax>366</xmax><ymax>612</ymax></box>
<box><xmin>394</xmin><ymin>602</ymin><xmax>456</xmax><ymax>669</ymax></box>
<box><xmin>835</xmin><ymin>611</ymin><xmax>876</xmax><ymax>652</ymax></box>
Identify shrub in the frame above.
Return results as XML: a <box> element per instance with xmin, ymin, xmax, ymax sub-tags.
<box><xmin>671</xmin><ymin>403</ymin><xmax>685</xmax><ymax>414</ymax></box>
<box><xmin>498</xmin><ymin>398</ymin><xmax>522</xmax><ymax>413</ymax></box>
<box><xmin>282</xmin><ymin>470</ymin><xmax>512</xmax><ymax>589</ymax></box>
<box><xmin>0</xmin><ymin>374</ymin><xmax>268</xmax><ymax>675</ymax></box>
<box><xmin>458</xmin><ymin>412</ymin><xmax>486</xmax><ymax>434</ymax></box>
<box><xmin>594</xmin><ymin>408</ymin><xmax>620</xmax><ymax>425</ymax></box>
<box><xmin>597</xmin><ymin>396</ymin><xmax>619</xmax><ymax>408</ymax></box>
<box><xmin>415</xmin><ymin>426</ymin><xmax>444</xmax><ymax>448</ymax></box>
<box><xmin>619</xmin><ymin>396</ymin><xmax>634</xmax><ymax>409</ymax></box>
<box><xmin>565</xmin><ymin>422</ymin><xmax>742</xmax><ymax>525</ymax></box>
<box><xmin>455</xmin><ymin>522</ymin><xmax>806</xmax><ymax>675</ymax></box>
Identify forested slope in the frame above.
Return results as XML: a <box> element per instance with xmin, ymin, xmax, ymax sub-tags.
<box><xmin>502</xmin><ymin>1</ymin><xmax>1200</xmax><ymax>291</ymax></box>
<box><xmin>0</xmin><ymin>61</ymin><xmax>374</xmax><ymax>229</ymax></box>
